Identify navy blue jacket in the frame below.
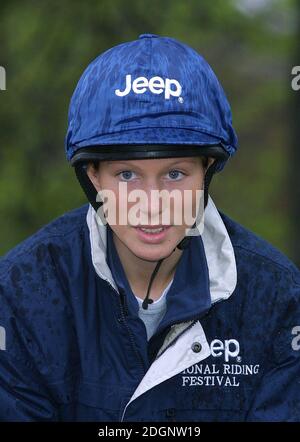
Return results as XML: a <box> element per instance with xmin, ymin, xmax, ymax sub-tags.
<box><xmin>0</xmin><ymin>198</ymin><xmax>300</xmax><ymax>422</ymax></box>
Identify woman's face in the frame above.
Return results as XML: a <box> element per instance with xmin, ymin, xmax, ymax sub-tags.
<box><xmin>87</xmin><ymin>156</ymin><xmax>213</xmax><ymax>262</ymax></box>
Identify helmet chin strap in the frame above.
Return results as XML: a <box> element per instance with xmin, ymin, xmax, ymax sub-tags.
<box><xmin>141</xmin><ymin>159</ymin><xmax>219</xmax><ymax>309</ymax></box>
<box><xmin>74</xmin><ymin>160</ymin><xmax>219</xmax><ymax>310</ymax></box>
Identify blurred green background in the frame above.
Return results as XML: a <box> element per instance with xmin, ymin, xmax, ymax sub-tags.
<box><xmin>0</xmin><ymin>0</ymin><xmax>299</xmax><ymax>266</ymax></box>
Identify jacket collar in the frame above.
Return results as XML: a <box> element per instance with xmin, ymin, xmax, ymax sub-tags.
<box><xmin>86</xmin><ymin>195</ymin><xmax>237</xmax><ymax>306</ymax></box>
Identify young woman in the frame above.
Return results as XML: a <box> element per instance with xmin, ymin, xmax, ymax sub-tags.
<box><xmin>0</xmin><ymin>34</ymin><xmax>299</xmax><ymax>422</ymax></box>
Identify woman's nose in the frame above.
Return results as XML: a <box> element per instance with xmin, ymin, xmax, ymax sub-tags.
<box><xmin>139</xmin><ymin>183</ymin><xmax>177</xmax><ymax>226</ymax></box>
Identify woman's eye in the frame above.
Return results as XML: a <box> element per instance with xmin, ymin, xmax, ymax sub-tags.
<box><xmin>167</xmin><ymin>170</ymin><xmax>185</xmax><ymax>180</ymax></box>
<box><xmin>118</xmin><ymin>170</ymin><xmax>136</xmax><ymax>181</ymax></box>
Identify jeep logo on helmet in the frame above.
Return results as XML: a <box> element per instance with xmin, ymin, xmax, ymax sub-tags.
<box><xmin>115</xmin><ymin>74</ymin><xmax>182</xmax><ymax>100</ymax></box>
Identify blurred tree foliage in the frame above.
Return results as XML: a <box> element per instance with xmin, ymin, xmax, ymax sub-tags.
<box><xmin>0</xmin><ymin>0</ymin><xmax>298</xmax><ymax>265</ymax></box>
<box><xmin>290</xmin><ymin>0</ymin><xmax>300</xmax><ymax>266</ymax></box>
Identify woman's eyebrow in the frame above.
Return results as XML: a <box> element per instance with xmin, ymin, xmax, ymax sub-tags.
<box><xmin>167</xmin><ymin>159</ymin><xmax>196</xmax><ymax>166</ymax></box>
<box><xmin>106</xmin><ymin>159</ymin><xmax>195</xmax><ymax>168</ymax></box>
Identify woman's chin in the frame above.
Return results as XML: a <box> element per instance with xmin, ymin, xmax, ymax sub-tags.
<box><xmin>130</xmin><ymin>244</ymin><xmax>175</xmax><ymax>263</ymax></box>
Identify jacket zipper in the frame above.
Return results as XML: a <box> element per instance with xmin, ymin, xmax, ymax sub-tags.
<box><xmin>104</xmin><ymin>280</ymin><xmax>146</xmax><ymax>375</ymax></box>
<box><xmin>104</xmin><ymin>280</ymin><xmax>201</xmax><ymax>372</ymax></box>
<box><xmin>106</xmin><ymin>277</ymin><xmax>212</xmax><ymax>367</ymax></box>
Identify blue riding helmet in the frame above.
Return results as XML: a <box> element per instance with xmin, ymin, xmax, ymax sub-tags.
<box><xmin>65</xmin><ymin>33</ymin><xmax>238</xmax><ymax>174</ymax></box>
<box><xmin>64</xmin><ymin>34</ymin><xmax>239</xmax><ymax>309</ymax></box>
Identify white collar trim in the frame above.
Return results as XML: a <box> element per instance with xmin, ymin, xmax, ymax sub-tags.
<box><xmin>86</xmin><ymin>195</ymin><xmax>237</xmax><ymax>303</ymax></box>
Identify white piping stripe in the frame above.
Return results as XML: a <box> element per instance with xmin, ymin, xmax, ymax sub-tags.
<box><xmin>201</xmin><ymin>197</ymin><xmax>237</xmax><ymax>303</ymax></box>
<box><xmin>87</xmin><ymin>207</ymin><xmax>119</xmax><ymax>292</ymax></box>
<box><xmin>155</xmin><ymin>320</ymin><xmax>194</xmax><ymax>359</ymax></box>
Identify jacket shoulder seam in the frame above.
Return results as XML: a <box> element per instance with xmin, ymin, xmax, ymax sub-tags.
<box><xmin>233</xmin><ymin>243</ymin><xmax>300</xmax><ymax>288</ymax></box>
<box><xmin>0</xmin><ymin>222</ymin><xmax>86</xmax><ymax>278</ymax></box>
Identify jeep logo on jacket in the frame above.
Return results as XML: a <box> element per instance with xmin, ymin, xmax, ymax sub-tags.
<box><xmin>0</xmin><ymin>197</ymin><xmax>300</xmax><ymax>422</ymax></box>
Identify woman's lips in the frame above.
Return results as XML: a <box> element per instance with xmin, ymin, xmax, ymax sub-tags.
<box><xmin>133</xmin><ymin>225</ymin><xmax>172</xmax><ymax>243</ymax></box>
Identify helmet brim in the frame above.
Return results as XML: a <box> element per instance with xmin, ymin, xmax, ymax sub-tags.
<box><xmin>70</xmin><ymin>144</ymin><xmax>229</xmax><ymax>166</ymax></box>
<box><xmin>68</xmin><ymin>126</ymin><xmax>232</xmax><ymax>166</ymax></box>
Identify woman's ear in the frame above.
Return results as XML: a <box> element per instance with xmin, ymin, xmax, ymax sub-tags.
<box><xmin>86</xmin><ymin>162</ymin><xmax>102</xmax><ymax>192</ymax></box>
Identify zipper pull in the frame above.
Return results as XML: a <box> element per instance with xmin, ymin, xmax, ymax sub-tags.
<box><xmin>119</xmin><ymin>288</ymin><xmax>129</xmax><ymax>316</ymax></box>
